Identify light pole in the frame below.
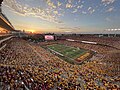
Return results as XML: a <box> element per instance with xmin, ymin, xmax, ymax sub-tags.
<box><xmin>0</xmin><ymin>0</ymin><xmax>3</xmax><ymax>13</ymax></box>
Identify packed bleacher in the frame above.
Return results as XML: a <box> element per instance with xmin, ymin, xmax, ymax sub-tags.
<box><xmin>58</xmin><ymin>35</ymin><xmax>120</xmax><ymax>49</ymax></box>
<box><xmin>0</xmin><ymin>34</ymin><xmax>12</xmax><ymax>40</ymax></box>
<box><xmin>39</xmin><ymin>39</ymin><xmax>120</xmax><ymax>76</ymax></box>
<box><xmin>0</xmin><ymin>37</ymin><xmax>120</xmax><ymax>89</ymax></box>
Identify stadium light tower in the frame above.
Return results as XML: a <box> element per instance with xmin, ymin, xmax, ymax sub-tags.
<box><xmin>0</xmin><ymin>0</ymin><xmax>3</xmax><ymax>13</ymax></box>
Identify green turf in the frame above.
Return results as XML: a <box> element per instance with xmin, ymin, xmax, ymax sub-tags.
<box><xmin>47</xmin><ymin>44</ymin><xmax>87</xmax><ymax>59</ymax></box>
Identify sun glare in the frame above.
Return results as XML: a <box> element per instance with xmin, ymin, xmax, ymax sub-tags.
<box><xmin>27</xmin><ymin>30</ymin><xmax>36</xmax><ymax>33</ymax></box>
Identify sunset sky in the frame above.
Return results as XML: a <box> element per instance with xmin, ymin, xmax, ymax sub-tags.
<box><xmin>1</xmin><ymin>0</ymin><xmax>120</xmax><ymax>34</ymax></box>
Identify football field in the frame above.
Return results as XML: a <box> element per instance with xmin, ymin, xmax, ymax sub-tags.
<box><xmin>46</xmin><ymin>44</ymin><xmax>89</xmax><ymax>64</ymax></box>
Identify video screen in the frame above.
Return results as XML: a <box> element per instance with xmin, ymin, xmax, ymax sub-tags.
<box><xmin>45</xmin><ymin>35</ymin><xmax>54</xmax><ymax>40</ymax></box>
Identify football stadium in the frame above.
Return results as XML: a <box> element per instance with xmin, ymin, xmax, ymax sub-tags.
<box><xmin>0</xmin><ymin>0</ymin><xmax>120</xmax><ymax>90</ymax></box>
<box><xmin>43</xmin><ymin>44</ymin><xmax>93</xmax><ymax>64</ymax></box>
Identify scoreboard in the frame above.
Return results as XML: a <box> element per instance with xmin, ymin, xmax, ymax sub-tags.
<box><xmin>45</xmin><ymin>35</ymin><xmax>54</xmax><ymax>40</ymax></box>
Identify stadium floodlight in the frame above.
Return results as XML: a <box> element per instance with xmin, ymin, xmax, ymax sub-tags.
<box><xmin>0</xmin><ymin>0</ymin><xmax>3</xmax><ymax>5</ymax></box>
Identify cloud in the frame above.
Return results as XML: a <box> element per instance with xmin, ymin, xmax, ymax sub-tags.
<box><xmin>101</xmin><ymin>0</ymin><xmax>115</xmax><ymax>5</ymax></box>
<box><xmin>59</xmin><ymin>26</ymin><xmax>81</xmax><ymax>33</ymax></box>
<box><xmin>66</xmin><ymin>3</ymin><xmax>73</xmax><ymax>8</ymax></box>
<box><xmin>68</xmin><ymin>0</ymin><xmax>73</xmax><ymax>4</ymax></box>
<box><xmin>78</xmin><ymin>0</ymin><xmax>81</xmax><ymax>3</ymax></box>
<box><xmin>3</xmin><ymin>0</ymin><xmax>63</xmax><ymax>24</ymax></box>
<box><xmin>53</xmin><ymin>10</ymin><xmax>58</xmax><ymax>14</ymax></box>
<box><xmin>3</xmin><ymin>0</ymin><xmax>115</xmax><ymax>25</ymax></box>
<box><xmin>87</xmin><ymin>7</ymin><xmax>95</xmax><ymax>14</ymax></box>
<box><xmin>106</xmin><ymin>17</ymin><xmax>112</xmax><ymax>22</ymax></box>
<box><xmin>72</xmin><ymin>9</ymin><xmax>77</xmax><ymax>13</ymax></box>
<box><xmin>82</xmin><ymin>11</ymin><xmax>87</xmax><ymax>14</ymax></box>
<box><xmin>89</xmin><ymin>9</ymin><xmax>95</xmax><ymax>14</ymax></box>
<box><xmin>88</xmin><ymin>7</ymin><xmax>92</xmax><ymax>11</ymax></box>
<box><xmin>65</xmin><ymin>30</ymin><xmax>72</xmax><ymax>33</ymax></box>
<box><xmin>106</xmin><ymin>7</ymin><xmax>114</xmax><ymax>12</ymax></box>
<box><xmin>59</xmin><ymin>26</ymin><xmax>81</xmax><ymax>31</ymax></box>
<box><xmin>46</xmin><ymin>0</ymin><xmax>57</xmax><ymax>9</ymax></box>
<box><xmin>77</xmin><ymin>5</ymin><xmax>83</xmax><ymax>9</ymax></box>
<box><xmin>57</xmin><ymin>1</ymin><xmax>62</xmax><ymax>7</ymax></box>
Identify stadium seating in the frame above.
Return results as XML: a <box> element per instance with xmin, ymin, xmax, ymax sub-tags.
<box><xmin>0</xmin><ymin>37</ymin><xmax>120</xmax><ymax>89</ymax></box>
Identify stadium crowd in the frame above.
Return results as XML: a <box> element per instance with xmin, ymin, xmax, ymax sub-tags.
<box><xmin>59</xmin><ymin>35</ymin><xmax>120</xmax><ymax>49</ymax></box>
<box><xmin>39</xmin><ymin>40</ymin><xmax>116</xmax><ymax>53</ymax></box>
<box><xmin>0</xmin><ymin>38</ymin><xmax>120</xmax><ymax>90</ymax></box>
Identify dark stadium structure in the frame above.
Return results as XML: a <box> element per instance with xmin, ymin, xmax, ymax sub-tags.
<box><xmin>0</xmin><ymin>0</ymin><xmax>3</xmax><ymax>12</ymax></box>
<box><xmin>0</xmin><ymin>0</ymin><xmax>16</xmax><ymax>52</ymax></box>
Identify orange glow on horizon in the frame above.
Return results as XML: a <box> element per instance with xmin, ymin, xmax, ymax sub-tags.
<box><xmin>26</xmin><ymin>29</ymin><xmax>36</xmax><ymax>33</ymax></box>
<box><xmin>24</xmin><ymin>29</ymin><xmax>43</xmax><ymax>34</ymax></box>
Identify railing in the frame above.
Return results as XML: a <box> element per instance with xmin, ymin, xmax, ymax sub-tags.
<box><xmin>0</xmin><ymin>36</ymin><xmax>13</xmax><ymax>50</ymax></box>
